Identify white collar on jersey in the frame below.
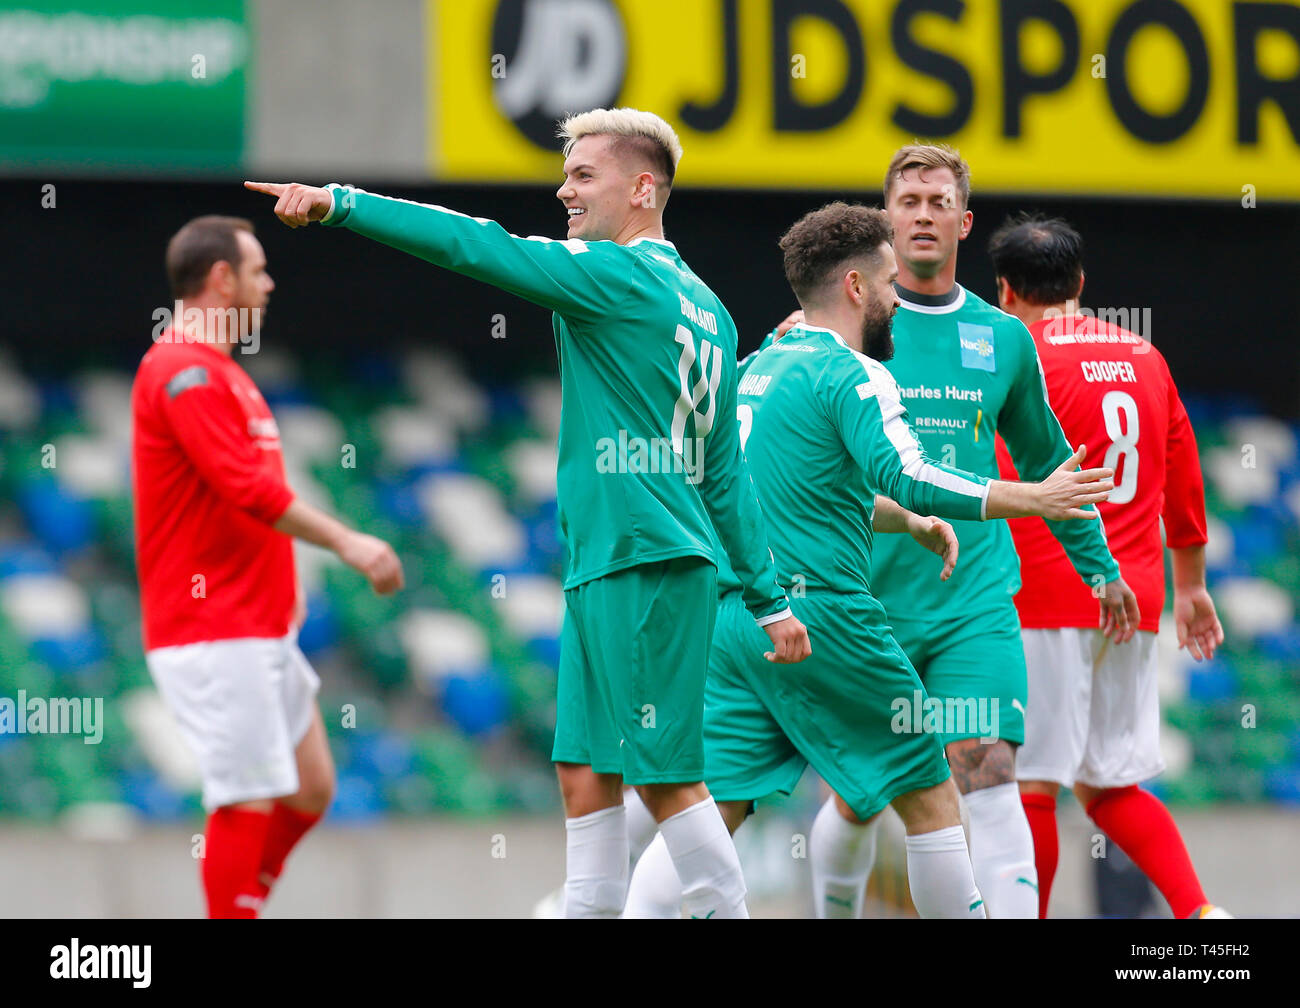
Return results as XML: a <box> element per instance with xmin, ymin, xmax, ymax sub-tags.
<box><xmin>896</xmin><ymin>284</ymin><xmax>968</xmax><ymax>315</ymax></box>
<box><xmin>627</xmin><ymin>236</ymin><xmax>677</xmax><ymax>249</ymax></box>
<box><xmin>789</xmin><ymin>322</ymin><xmax>846</xmax><ymax>345</ymax></box>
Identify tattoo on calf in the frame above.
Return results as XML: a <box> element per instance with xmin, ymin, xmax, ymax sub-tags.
<box><xmin>946</xmin><ymin>738</ymin><xmax>1016</xmax><ymax>794</ymax></box>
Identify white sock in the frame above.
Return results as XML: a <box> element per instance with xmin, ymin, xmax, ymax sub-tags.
<box><xmin>562</xmin><ymin>805</ymin><xmax>628</xmax><ymax>918</ymax></box>
<box><xmin>623</xmin><ymin>787</ymin><xmax>658</xmax><ymax>866</ymax></box>
<box><xmin>963</xmin><ymin>781</ymin><xmax>1039</xmax><ymax>919</ymax></box>
<box><xmin>904</xmin><ymin>825</ymin><xmax>987</xmax><ymax>918</ymax></box>
<box><xmin>809</xmin><ymin>796</ymin><xmax>878</xmax><ymax>918</ymax></box>
<box><xmin>623</xmin><ymin>832</ymin><xmax>683</xmax><ymax>918</ymax></box>
<box><xmin>657</xmin><ymin>797</ymin><xmax>749</xmax><ymax>919</ymax></box>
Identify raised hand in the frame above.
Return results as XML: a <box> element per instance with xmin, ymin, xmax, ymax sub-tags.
<box><xmin>244</xmin><ymin>180</ymin><xmax>334</xmax><ymax>228</ymax></box>
<box><xmin>1036</xmin><ymin>444</ymin><xmax>1114</xmax><ymax>519</ymax></box>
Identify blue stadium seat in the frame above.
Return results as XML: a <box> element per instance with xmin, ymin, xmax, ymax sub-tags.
<box><xmin>373</xmin><ymin>476</ymin><xmax>425</xmax><ymax>528</ymax></box>
<box><xmin>348</xmin><ymin>731</ymin><xmax>417</xmax><ymax>781</ymax></box>
<box><xmin>1258</xmin><ymin>627</ymin><xmax>1300</xmax><ymax>663</ymax></box>
<box><xmin>119</xmin><ymin>767</ymin><xmax>192</xmax><ymax>821</ymax></box>
<box><xmin>18</xmin><ymin>480</ymin><xmax>95</xmax><ymax>555</ymax></box>
<box><xmin>31</xmin><ymin>626</ymin><xmax>106</xmax><ymax>672</ymax></box>
<box><xmin>1185</xmin><ymin>658</ymin><xmax>1239</xmax><ymax>704</ymax></box>
<box><xmin>1225</xmin><ymin>511</ymin><xmax>1284</xmax><ymax>568</ymax></box>
<box><xmin>441</xmin><ymin>667</ymin><xmax>510</xmax><ymax>737</ymax></box>
<box><xmin>296</xmin><ymin>592</ymin><xmax>340</xmax><ymax>654</ymax></box>
<box><xmin>1263</xmin><ymin>766</ymin><xmax>1300</xmax><ymax>805</ymax></box>
<box><xmin>0</xmin><ymin>542</ymin><xmax>57</xmax><ymax>579</ymax></box>
<box><xmin>527</xmin><ymin>635</ymin><xmax>562</xmax><ymax>670</ymax></box>
<box><xmin>328</xmin><ymin>773</ymin><xmax>385</xmax><ymax>823</ymax></box>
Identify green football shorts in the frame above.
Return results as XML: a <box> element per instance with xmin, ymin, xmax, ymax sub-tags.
<box><xmin>887</xmin><ymin>603</ymin><xmax>1027</xmax><ymax>747</ymax></box>
<box><xmin>551</xmin><ymin>555</ymin><xmax>718</xmax><ymax>785</ymax></box>
<box><xmin>704</xmin><ymin>590</ymin><xmax>951</xmax><ymax>822</ymax></box>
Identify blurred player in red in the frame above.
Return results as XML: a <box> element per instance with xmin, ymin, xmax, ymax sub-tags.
<box><xmin>989</xmin><ymin>214</ymin><xmax>1227</xmax><ymax>919</ymax></box>
<box><xmin>132</xmin><ymin>215</ymin><xmax>404</xmax><ymax>918</ymax></box>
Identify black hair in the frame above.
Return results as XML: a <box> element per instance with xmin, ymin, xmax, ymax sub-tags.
<box><xmin>987</xmin><ymin>213</ymin><xmax>1084</xmax><ymax>305</ymax></box>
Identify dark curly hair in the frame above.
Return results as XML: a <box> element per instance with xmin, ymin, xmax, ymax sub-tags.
<box><xmin>779</xmin><ymin>202</ymin><xmax>894</xmax><ymax>306</ymax></box>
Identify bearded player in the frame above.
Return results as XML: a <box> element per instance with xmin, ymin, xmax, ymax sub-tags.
<box><xmin>133</xmin><ymin>215</ymin><xmax>404</xmax><ymax>918</ymax></box>
<box><xmin>988</xmin><ymin>213</ymin><xmax>1228</xmax><ymax>919</ymax></box>
<box><xmin>246</xmin><ymin>107</ymin><xmax>811</xmax><ymax>920</ymax></box>
<box><xmin>805</xmin><ymin>146</ymin><xmax>1141</xmax><ymax>918</ymax></box>
<box><xmin>623</xmin><ymin>203</ymin><xmax>1120</xmax><ymax>919</ymax></box>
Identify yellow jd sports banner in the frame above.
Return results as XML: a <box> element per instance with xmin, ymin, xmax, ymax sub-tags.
<box><xmin>430</xmin><ymin>0</ymin><xmax>1300</xmax><ymax>200</ymax></box>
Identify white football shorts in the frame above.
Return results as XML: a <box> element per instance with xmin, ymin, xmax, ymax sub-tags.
<box><xmin>146</xmin><ymin>632</ymin><xmax>321</xmax><ymax>811</ymax></box>
<box><xmin>1016</xmin><ymin>627</ymin><xmax>1165</xmax><ymax>790</ymax></box>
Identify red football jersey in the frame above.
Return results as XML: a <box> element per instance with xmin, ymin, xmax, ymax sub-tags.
<box><xmin>132</xmin><ymin>336</ymin><xmax>296</xmax><ymax>650</ymax></box>
<box><xmin>997</xmin><ymin>314</ymin><xmax>1207</xmax><ymax>632</ymax></box>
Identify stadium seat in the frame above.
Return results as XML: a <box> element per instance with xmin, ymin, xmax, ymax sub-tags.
<box><xmin>1184</xmin><ymin>658</ymin><xmax>1239</xmax><ymax>704</ymax></box>
<box><xmin>400</xmin><ymin>607</ymin><xmax>490</xmax><ymax>687</ymax></box>
<box><xmin>416</xmin><ymin>472</ymin><xmax>528</xmax><ymax>573</ymax></box>
<box><xmin>17</xmin><ymin>479</ymin><xmax>95</xmax><ymax>555</ymax></box>
<box><xmin>1214</xmin><ymin>577</ymin><xmax>1294</xmax><ymax>638</ymax></box>
<box><xmin>120</xmin><ymin>688</ymin><xmax>202</xmax><ymax>797</ymax></box>
<box><xmin>440</xmin><ymin>667</ymin><xmax>510</xmax><ymax>738</ymax></box>
<box><xmin>1</xmin><ymin>352</ymin><xmax>1292</xmax><ymax>822</ymax></box>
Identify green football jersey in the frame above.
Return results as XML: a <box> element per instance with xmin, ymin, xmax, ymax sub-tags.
<box><xmin>730</xmin><ymin>321</ymin><xmax>992</xmax><ymax>596</ymax></box>
<box><xmin>872</xmin><ymin>285</ymin><xmax>1120</xmax><ymax>620</ymax></box>
<box><xmin>715</xmin><ymin>329</ymin><xmax>776</xmax><ymax>594</ymax></box>
<box><xmin>322</xmin><ymin>186</ymin><xmax>788</xmax><ymax>621</ymax></box>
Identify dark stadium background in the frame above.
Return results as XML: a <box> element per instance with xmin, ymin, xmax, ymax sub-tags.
<box><xmin>6</xmin><ymin>179</ymin><xmax>1299</xmax><ymax>420</ymax></box>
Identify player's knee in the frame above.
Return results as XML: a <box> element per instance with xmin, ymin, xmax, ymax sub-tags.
<box><xmin>555</xmin><ymin>763</ymin><xmax>622</xmax><ymax>816</ymax></box>
<box><xmin>946</xmin><ymin>738</ymin><xmax>1016</xmax><ymax>794</ymax></box>
<box><xmin>635</xmin><ymin>781</ymin><xmax>708</xmax><ymax>822</ymax></box>
<box><xmin>1074</xmin><ymin>781</ymin><xmax>1130</xmax><ymax>814</ymax></box>
<box><xmin>717</xmin><ymin>800</ymin><xmax>750</xmax><ymax>834</ymax></box>
<box><xmin>293</xmin><ymin>774</ymin><xmax>335</xmax><ymax>814</ymax></box>
<box><xmin>893</xmin><ymin>779</ymin><xmax>961</xmax><ymax>833</ymax></box>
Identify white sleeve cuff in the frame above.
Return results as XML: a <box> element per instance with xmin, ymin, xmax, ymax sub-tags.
<box><xmin>754</xmin><ymin>607</ymin><xmax>793</xmax><ymax>628</ymax></box>
<box><xmin>979</xmin><ymin>480</ymin><xmax>991</xmax><ymax>521</ymax></box>
<box><xmin>320</xmin><ymin>183</ymin><xmax>343</xmax><ymax>224</ymax></box>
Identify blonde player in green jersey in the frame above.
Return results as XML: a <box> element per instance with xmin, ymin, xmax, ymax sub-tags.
<box><xmin>245</xmin><ymin>108</ymin><xmax>811</xmax><ymax>921</ymax></box>
<box><xmin>623</xmin><ymin>203</ymin><xmax>1119</xmax><ymax>918</ymax></box>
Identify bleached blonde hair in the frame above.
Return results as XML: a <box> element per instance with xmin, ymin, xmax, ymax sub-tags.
<box><xmin>558</xmin><ymin>107</ymin><xmax>683</xmax><ymax>188</ymax></box>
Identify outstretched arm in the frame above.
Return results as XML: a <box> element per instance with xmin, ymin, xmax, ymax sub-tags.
<box><xmin>244</xmin><ymin>181</ymin><xmax>634</xmax><ymax>323</ymax></box>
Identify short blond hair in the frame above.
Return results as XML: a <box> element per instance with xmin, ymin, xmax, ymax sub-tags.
<box><xmin>884</xmin><ymin>143</ymin><xmax>971</xmax><ymax>208</ymax></box>
<box><xmin>558</xmin><ymin>107</ymin><xmax>683</xmax><ymax>188</ymax></box>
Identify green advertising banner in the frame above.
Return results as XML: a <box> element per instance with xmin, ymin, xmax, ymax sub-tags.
<box><xmin>0</xmin><ymin>0</ymin><xmax>248</xmax><ymax>173</ymax></box>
